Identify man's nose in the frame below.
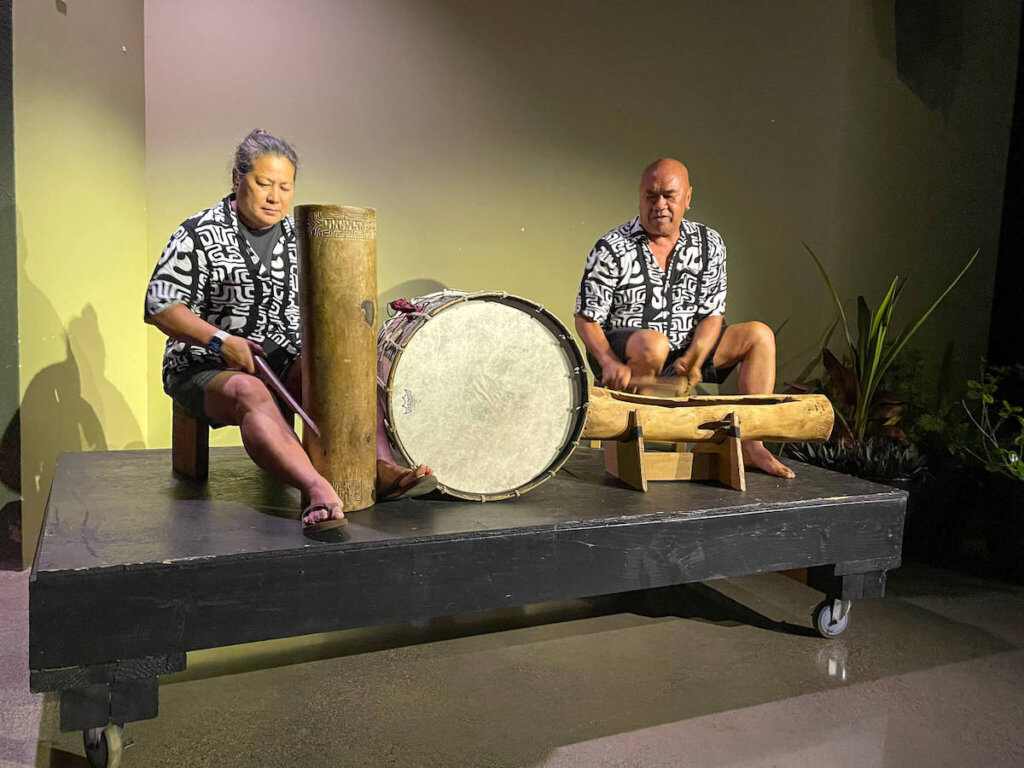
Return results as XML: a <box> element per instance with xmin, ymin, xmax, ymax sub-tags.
<box><xmin>266</xmin><ymin>186</ymin><xmax>280</xmax><ymax>202</ymax></box>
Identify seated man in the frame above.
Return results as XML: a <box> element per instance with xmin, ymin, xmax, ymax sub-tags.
<box><xmin>574</xmin><ymin>158</ymin><xmax>794</xmax><ymax>479</ymax></box>
<box><xmin>146</xmin><ymin>129</ymin><xmax>434</xmax><ymax>531</ymax></box>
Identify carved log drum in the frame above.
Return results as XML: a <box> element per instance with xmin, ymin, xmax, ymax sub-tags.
<box><xmin>296</xmin><ymin>205</ymin><xmax>378</xmax><ymax>511</ymax></box>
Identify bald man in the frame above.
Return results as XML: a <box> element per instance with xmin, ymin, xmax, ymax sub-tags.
<box><xmin>574</xmin><ymin>158</ymin><xmax>794</xmax><ymax>479</ymax></box>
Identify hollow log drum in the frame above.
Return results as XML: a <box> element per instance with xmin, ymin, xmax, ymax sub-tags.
<box><xmin>296</xmin><ymin>205</ymin><xmax>378</xmax><ymax>511</ymax></box>
<box><xmin>582</xmin><ymin>387</ymin><xmax>835</xmax><ymax>443</ymax></box>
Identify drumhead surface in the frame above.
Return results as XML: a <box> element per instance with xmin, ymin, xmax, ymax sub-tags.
<box><xmin>389</xmin><ymin>300</ymin><xmax>578</xmax><ymax>496</ymax></box>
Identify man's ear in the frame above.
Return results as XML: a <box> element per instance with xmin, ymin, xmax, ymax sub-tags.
<box><xmin>685</xmin><ymin>186</ymin><xmax>694</xmax><ymax>210</ymax></box>
<box><xmin>231</xmin><ymin>169</ymin><xmax>240</xmax><ymax>191</ymax></box>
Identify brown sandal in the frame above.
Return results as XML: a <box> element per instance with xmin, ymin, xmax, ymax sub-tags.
<box><xmin>376</xmin><ymin>472</ymin><xmax>439</xmax><ymax>502</ymax></box>
<box><xmin>301</xmin><ymin>502</ymin><xmax>348</xmax><ymax>532</ymax></box>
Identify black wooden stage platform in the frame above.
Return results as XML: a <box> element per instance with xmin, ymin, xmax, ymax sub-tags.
<box><xmin>29</xmin><ymin>446</ymin><xmax>906</xmax><ymax>759</ymax></box>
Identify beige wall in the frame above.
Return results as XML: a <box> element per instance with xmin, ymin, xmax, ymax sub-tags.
<box><xmin>10</xmin><ymin>1</ymin><xmax>1019</xmax><ymax>564</ymax></box>
<box><xmin>144</xmin><ymin>0</ymin><xmax>1017</xmax><ymax>431</ymax></box>
<box><xmin>14</xmin><ymin>0</ymin><xmax>147</xmax><ymax>566</ymax></box>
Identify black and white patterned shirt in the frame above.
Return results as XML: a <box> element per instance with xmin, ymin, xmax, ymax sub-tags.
<box><xmin>145</xmin><ymin>195</ymin><xmax>301</xmax><ymax>386</ymax></box>
<box><xmin>574</xmin><ymin>217</ymin><xmax>727</xmax><ymax>351</ymax></box>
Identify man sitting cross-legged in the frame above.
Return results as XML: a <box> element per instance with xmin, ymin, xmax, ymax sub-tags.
<box><xmin>574</xmin><ymin>157</ymin><xmax>794</xmax><ymax>479</ymax></box>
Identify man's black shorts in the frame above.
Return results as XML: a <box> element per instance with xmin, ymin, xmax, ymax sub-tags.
<box><xmin>165</xmin><ymin>340</ymin><xmax>298</xmax><ymax>426</ymax></box>
<box><xmin>587</xmin><ymin>324</ymin><xmax>736</xmax><ymax>386</ymax></box>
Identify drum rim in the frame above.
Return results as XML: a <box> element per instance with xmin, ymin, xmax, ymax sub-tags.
<box><xmin>380</xmin><ymin>290</ymin><xmax>590</xmax><ymax>501</ymax></box>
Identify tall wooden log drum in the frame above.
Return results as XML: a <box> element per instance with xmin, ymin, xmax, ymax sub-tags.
<box><xmin>378</xmin><ymin>290</ymin><xmax>590</xmax><ymax>501</ymax></box>
<box><xmin>296</xmin><ymin>205</ymin><xmax>378</xmax><ymax>511</ymax></box>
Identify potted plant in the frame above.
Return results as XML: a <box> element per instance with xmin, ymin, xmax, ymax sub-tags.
<box><xmin>786</xmin><ymin>245</ymin><xmax>976</xmax><ymax>480</ymax></box>
<box><xmin>957</xmin><ymin>362</ymin><xmax>1024</xmax><ymax>581</ymax></box>
<box><xmin>904</xmin><ymin>358</ymin><xmax>980</xmax><ymax>564</ymax></box>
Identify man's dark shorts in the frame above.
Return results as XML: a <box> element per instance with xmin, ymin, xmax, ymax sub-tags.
<box><xmin>165</xmin><ymin>342</ymin><xmax>297</xmax><ymax>426</ymax></box>
<box><xmin>587</xmin><ymin>324</ymin><xmax>736</xmax><ymax>386</ymax></box>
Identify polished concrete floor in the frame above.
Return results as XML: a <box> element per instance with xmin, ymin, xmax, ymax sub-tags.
<box><xmin>2</xmin><ymin>560</ymin><xmax>1022</xmax><ymax>767</ymax></box>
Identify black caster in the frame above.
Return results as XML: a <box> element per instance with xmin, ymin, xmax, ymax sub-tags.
<box><xmin>813</xmin><ymin>598</ymin><xmax>851</xmax><ymax>638</ymax></box>
<box><xmin>83</xmin><ymin>724</ymin><xmax>123</xmax><ymax>768</ymax></box>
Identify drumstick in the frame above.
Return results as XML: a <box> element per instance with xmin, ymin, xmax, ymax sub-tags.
<box><xmin>253</xmin><ymin>356</ymin><xmax>321</xmax><ymax>438</ymax></box>
<box><xmin>612</xmin><ymin>375</ymin><xmax>690</xmax><ymax>399</ymax></box>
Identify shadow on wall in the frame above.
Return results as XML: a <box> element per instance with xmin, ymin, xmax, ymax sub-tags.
<box><xmin>18</xmin><ymin>339</ymin><xmax>107</xmax><ymax>559</ymax></box>
<box><xmin>67</xmin><ymin>304</ymin><xmax>145</xmax><ymax>452</ymax></box>
<box><xmin>890</xmin><ymin>0</ymin><xmax>965</xmax><ymax>118</ymax></box>
<box><xmin>13</xmin><ymin>209</ymin><xmax>148</xmax><ymax>568</ymax></box>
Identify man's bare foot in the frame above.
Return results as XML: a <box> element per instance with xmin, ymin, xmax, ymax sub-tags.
<box><xmin>742</xmin><ymin>441</ymin><xmax>796</xmax><ymax>479</ymax></box>
<box><xmin>376</xmin><ymin>460</ymin><xmax>435</xmax><ymax>501</ymax></box>
<box><xmin>301</xmin><ymin>477</ymin><xmax>346</xmax><ymax>527</ymax></box>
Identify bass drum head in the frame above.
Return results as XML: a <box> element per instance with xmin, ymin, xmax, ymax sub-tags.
<box><xmin>388</xmin><ymin>297</ymin><xmax>585</xmax><ymax>499</ymax></box>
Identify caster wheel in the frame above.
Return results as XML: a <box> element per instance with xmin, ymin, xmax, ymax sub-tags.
<box><xmin>84</xmin><ymin>724</ymin><xmax>123</xmax><ymax>768</ymax></box>
<box><xmin>813</xmin><ymin>599</ymin><xmax>851</xmax><ymax>638</ymax></box>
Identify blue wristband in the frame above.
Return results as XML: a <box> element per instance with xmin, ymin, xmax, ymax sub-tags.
<box><xmin>207</xmin><ymin>330</ymin><xmax>229</xmax><ymax>356</ymax></box>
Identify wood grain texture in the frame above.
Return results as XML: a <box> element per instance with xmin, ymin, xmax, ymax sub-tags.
<box><xmin>171</xmin><ymin>402</ymin><xmax>208</xmax><ymax>479</ymax></box>
<box><xmin>29</xmin><ymin>447</ymin><xmax>906</xmax><ymax>672</ymax></box>
<box><xmin>30</xmin><ymin>653</ymin><xmax>186</xmax><ymax>693</ymax></box>
<box><xmin>296</xmin><ymin>204</ymin><xmax>378</xmax><ymax>511</ymax></box>
<box><xmin>583</xmin><ymin>387</ymin><xmax>834</xmax><ymax>443</ymax></box>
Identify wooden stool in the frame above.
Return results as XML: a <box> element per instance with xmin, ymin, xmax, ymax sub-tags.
<box><xmin>172</xmin><ymin>402</ymin><xmax>209</xmax><ymax>480</ymax></box>
<box><xmin>602</xmin><ymin>410</ymin><xmax>745</xmax><ymax>492</ymax></box>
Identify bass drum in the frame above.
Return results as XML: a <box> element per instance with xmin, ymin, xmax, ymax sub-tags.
<box><xmin>377</xmin><ymin>290</ymin><xmax>589</xmax><ymax>501</ymax></box>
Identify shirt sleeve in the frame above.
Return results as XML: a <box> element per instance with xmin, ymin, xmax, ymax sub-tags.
<box><xmin>574</xmin><ymin>240</ymin><xmax>623</xmax><ymax>325</ymax></box>
<box><xmin>698</xmin><ymin>228</ymin><xmax>727</xmax><ymax>317</ymax></box>
<box><xmin>144</xmin><ymin>222</ymin><xmax>208</xmax><ymax>318</ymax></box>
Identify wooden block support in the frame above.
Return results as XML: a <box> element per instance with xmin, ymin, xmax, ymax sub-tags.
<box><xmin>690</xmin><ymin>413</ymin><xmax>745</xmax><ymax>491</ymax></box>
<box><xmin>603</xmin><ymin>411</ymin><xmax>649</xmax><ymax>491</ymax></box>
<box><xmin>603</xmin><ymin>410</ymin><xmax>745</xmax><ymax>492</ymax></box>
<box><xmin>172</xmin><ymin>402</ymin><xmax>209</xmax><ymax>480</ymax></box>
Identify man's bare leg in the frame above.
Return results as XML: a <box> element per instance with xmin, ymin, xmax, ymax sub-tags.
<box><xmin>623</xmin><ymin>330</ymin><xmax>671</xmax><ymax>394</ymax></box>
<box><xmin>375</xmin><ymin>394</ymin><xmax>433</xmax><ymax>493</ymax></box>
<box><xmin>712</xmin><ymin>322</ymin><xmax>795</xmax><ymax>479</ymax></box>
<box><xmin>283</xmin><ymin>358</ymin><xmax>433</xmax><ymax>499</ymax></box>
<box><xmin>204</xmin><ymin>371</ymin><xmax>346</xmax><ymax>525</ymax></box>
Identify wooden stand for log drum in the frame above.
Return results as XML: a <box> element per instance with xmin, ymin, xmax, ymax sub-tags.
<box><xmin>601</xmin><ymin>411</ymin><xmax>745</xmax><ymax>492</ymax></box>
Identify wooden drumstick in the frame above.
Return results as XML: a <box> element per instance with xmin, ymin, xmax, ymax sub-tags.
<box><xmin>253</xmin><ymin>357</ymin><xmax>320</xmax><ymax>438</ymax></box>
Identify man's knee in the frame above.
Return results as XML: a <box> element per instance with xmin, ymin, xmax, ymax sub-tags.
<box><xmin>215</xmin><ymin>373</ymin><xmax>275</xmax><ymax>419</ymax></box>
<box><xmin>625</xmin><ymin>330</ymin><xmax>671</xmax><ymax>367</ymax></box>
<box><xmin>746</xmin><ymin>321</ymin><xmax>776</xmax><ymax>353</ymax></box>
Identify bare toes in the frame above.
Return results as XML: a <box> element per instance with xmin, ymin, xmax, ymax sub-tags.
<box><xmin>743</xmin><ymin>446</ymin><xmax>796</xmax><ymax>479</ymax></box>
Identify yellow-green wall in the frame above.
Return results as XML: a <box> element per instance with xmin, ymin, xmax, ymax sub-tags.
<box><xmin>10</xmin><ymin>0</ymin><xmax>1020</xmax><ymax>566</ymax></box>
<box><xmin>14</xmin><ymin>0</ymin><xmax>147</xmax><ymax>567</ymax></box>
<box><xmin>143</xmin><ymin>0</ymin><xmax>1017</xmax><ymax>428</ymax></box>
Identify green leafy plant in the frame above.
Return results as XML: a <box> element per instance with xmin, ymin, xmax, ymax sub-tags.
<box><xmin>959</xmin><ymin>362</ymin><xmax>1024</xmax><ymax>482</ymax></box>
<box><xmin>786</xmin><ymin>437</ymin><xmax>923</xmax><ymax>480</ymax></box>
<box><xmin>804</xmin><ymin>244</ymin><xmax>978</xmax><ymax>444</ymax></box>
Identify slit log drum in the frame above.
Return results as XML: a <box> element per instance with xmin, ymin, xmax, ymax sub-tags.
<box><xmin>582</xmin><ymin>387</ymin><xmax>834</xmax><ymax>443</ymax></box>
<box><xmin>296</xmin><ymin>205</ymin><xmax>378</xmax><ymax>511</ymax></box>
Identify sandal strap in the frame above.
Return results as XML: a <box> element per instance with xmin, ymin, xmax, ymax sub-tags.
<box><xmin>302</xmin><ymin>503</ymin><xmax>334</xmax><ymax>523</ymax></box>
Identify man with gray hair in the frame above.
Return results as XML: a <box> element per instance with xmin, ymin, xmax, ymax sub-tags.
<box><xmin>574</xmin><ymin>158</ymin><xmax>794</xmax><ymax>479</ymax></box>
<box><xmin>146</xmin><ymin>129</ymin><xmax>434</xmax><ymax>530</ymax></box>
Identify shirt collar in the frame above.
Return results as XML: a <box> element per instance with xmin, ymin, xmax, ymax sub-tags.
<box><xmin>221</xmin><ymin>193</ymin><xmax>293</xmax><ymax>238</ymax></box>
<box><xmin>627</xmin><ymin>216</ymin><xmax>688</xmax><ymax>243</ymax></box>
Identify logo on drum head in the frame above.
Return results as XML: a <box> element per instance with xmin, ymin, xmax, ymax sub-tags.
<box><xmin>402</xmin><ymin>388</ymin><xmax>417</xmax><ymax>414</ymax></box>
